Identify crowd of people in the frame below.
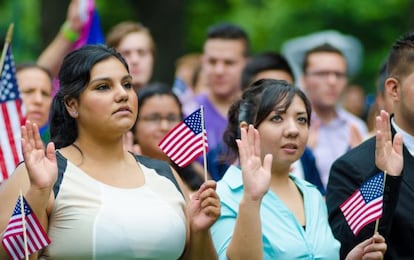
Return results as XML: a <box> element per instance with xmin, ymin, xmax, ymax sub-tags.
<box><xmin>1</xmin><ymin>0</ymin><xmax>414</xmax><ymax>258</ymax></box>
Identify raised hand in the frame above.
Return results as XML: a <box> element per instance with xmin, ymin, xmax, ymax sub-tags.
<box><xmin>187</xmin><ymin>180</ymin><xmax>220</xmax><ymax>232</ymax></box>
<box><xmin>375</xmin><ymin>110</ymin><xmax>403</xmax><ymax>176</ymax></box>
<box><xmin>21</xmin><ymin>121</ymin><xmax>57</xmax><ymax>190</ymax></box>
<box><xmin>237</xmin><ymin>125</ymin><xmax>272</xmax><ymax>202</ymax></box>
<box><xmin>345</xmin><ymin>233</ymin><xmax>387</xmax><ymax>260</ymax></box>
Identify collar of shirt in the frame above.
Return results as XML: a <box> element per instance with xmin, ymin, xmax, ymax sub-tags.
<box><xmin>392</xmin><ymin>117</ymin><xmax>414</xmax><ymax>156</ymax></box>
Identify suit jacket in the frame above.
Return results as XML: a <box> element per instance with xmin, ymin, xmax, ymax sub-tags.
<box><xmin>326</xmin><ymin>122</ymin><xmax>414</xmax><ymax>259</ymax></box>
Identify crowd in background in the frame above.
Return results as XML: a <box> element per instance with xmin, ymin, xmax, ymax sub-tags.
<box><xmin>1</xmin><ymin>0</ymin><xmax>413</xmax><ymax>259</ymax></box>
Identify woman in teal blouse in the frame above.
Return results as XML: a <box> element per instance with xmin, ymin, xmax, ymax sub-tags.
<box><xmin>211</xmin><ymin>79</ymin><xmax>386</xmax><ymax>259</ymax></box>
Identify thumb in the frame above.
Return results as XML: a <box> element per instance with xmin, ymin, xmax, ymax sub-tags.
<box><xmin>263</xmin><ymin>154</ymin><xmax>273</xmax><ymax>173</ymax></box>
<box><xmin>393</xmin><ymin>133</ymin><xmax>404</xmax><ymax>156</ymax></box>
<box><xmin>46</xmin><ymin>142</ymin><xmax>56</xmax><ymax>163</ymax></box>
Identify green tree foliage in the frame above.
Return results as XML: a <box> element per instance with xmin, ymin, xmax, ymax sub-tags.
<box><xmin>1</xmin><ymin>0</ymin><xmax>413</xmax><ymax>92</ymax></box>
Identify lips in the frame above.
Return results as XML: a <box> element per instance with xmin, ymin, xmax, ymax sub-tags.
<box><xmin>281</xmin><ymin>143</ymin><xmax>299</xmax><ymax>155</ymax></box>
<box><xmin>281</xmin><ymin>143</ymin><xmax>298</xmax><ymax>149</ymax></box>
<box><xmin>113</xmin><ymin>106</ymin><xmax>132</xmax><ymax>114</ymax></box>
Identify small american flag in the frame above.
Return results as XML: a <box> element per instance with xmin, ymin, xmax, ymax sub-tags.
<box><xmin>340</xmin><ymin>172</ymin><xmax>384</xmax><ymax>235</ymax></box>
<box><xmin>159</xmin><ymin>108</ymin><xmax>208</xmax><ymax>167</ymax></box>
<box><xmin>2</xmin><ymin>195</ymin><xmax>51</xmax><ymax>259</ymax></box>
<box><xmin>0</xmin><ymin>47</ymin><xmax>24</xmax><ymax>183</ymax></box>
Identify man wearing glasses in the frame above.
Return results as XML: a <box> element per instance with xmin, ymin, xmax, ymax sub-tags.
<box><xmin>300</xmin><ymin>43</ymin><xmax>368</xmax><ymax>189</ymax></box>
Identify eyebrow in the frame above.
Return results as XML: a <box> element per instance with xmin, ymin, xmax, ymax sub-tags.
<box><xmin>89</xmin><ymin>75</ymin><xmax>132</xmax><ymax>85</ymax></box>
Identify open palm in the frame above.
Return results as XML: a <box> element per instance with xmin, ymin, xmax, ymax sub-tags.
<box><xmin>375</xmin><ymin>110</ymin><xmax>403</xmax><ymax>176</ymax></box>
<box><xmin>237</xmin><ymin>125</ymin><xmax>272</xmax><ymax>202</ymax></box>
<box><xmin>21</xmin><ymin>121</ymin><xmax>57</xmax><ymax>189</ymax></box>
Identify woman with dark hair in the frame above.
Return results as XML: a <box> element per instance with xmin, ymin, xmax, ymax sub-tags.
<box><xmin>132</xmin><ymin>82</ymin><xmax>205</xmax><ymax>191</ymax></box>
<box><xmin>0</xmin><ymin>45</ymin><xmax>220</xmax><ymax>259</ymax></box>
<box><xmin>211</xmin><ymin>79</ymin><xmax>386</xmax><ymax>259</ymax></box>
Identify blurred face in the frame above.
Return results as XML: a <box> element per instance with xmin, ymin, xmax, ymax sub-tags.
<box><xmin>257</xmin><ymin>95</ymin><xmax>309</xmax><ymax>170</ymax></box>
<box><xmin>302</xmin><ymin>52</ymin><xmax>347</xmax><ymax>110</ymax></box>
<box><xmin>116</xmin><ymin>32</ymin><xmax>154</xmax><ymax>90</ymax></box>
<box><xmin>70</xmin><ymin>57</ymin><xmax>137</xmax><ymax>138</ymax></box>
<box><xmin>202</xmin><ymin>39</ymin><xmax>247</xmax><ymax>98</ymax></box>
<box><xmin>17</xmin><ymin>67</ymin><xmax>52</xmax><ymax>127</ymax></box>
<box><xmin>253</xmin><ymin>70</ymin><xmax>294</xmax><ymax>84</ymax></box>
<box><xmin>342</xmin><ymin>86</ymin><xmax>365</xmax><ymax>117</ymax></box>
<box><xmin>135</xmin><ymin>95</ymin><xmax>181</xmax><ymax>160</ymax></box>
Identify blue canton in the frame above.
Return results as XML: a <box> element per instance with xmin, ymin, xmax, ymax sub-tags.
<box><xmin>360</xmin><ymin>173</ymin><xmax>384</xmax><ymax>203</ymax></box>
<box><xmin>184</xmin><ymin>109</ymin><xmax>203</xmax><ymax>134</ymax></box>
<box><xmin>0</xmin><ymin>48</ymin><xmax>20</xmax><ymax>103</ymax></box>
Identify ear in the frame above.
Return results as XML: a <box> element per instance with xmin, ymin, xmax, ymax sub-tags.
<box><xmin>384</xmin><ymin>77</ymin><xmax>399</xmax><ymax>102</ymax></box>
<box><xmin>64</xmin><ymin>96</ymin><xmax>79</xmax><ymax>118</ymax></box>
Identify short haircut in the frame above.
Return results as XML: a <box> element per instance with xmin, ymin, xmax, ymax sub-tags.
<box><xmin>386</xmin><ymin>32</ymin><xmax>414</xmax><ymax>81</ymax></box>
<box><xmin>16</xmin><ymin>62</ymin><xmax>53</xmax><ymax>82</ymax></box>
<box><xmin>241</xmin><ymin>52</ymin><xmax>294</xmax><ymax>90</ymax></box>
<box><xmin>205</xmin><ymin>22</ymin><xmax>251</xmax><ymax>57</ymax></box>
<box><xmin>302</xmin><ymin>43</ymin><xmax>345</xmax><ymax>73</ymax></box>
<box><xmin>106</xmin><ymin>21</ymin><xmax>156</xmax><ymax>57</ymax></box>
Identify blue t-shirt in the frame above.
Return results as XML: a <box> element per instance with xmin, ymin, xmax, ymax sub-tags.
<box><xmin>211</xmin><ymin>165</ymin><xmax>340</xmax><ymax>260</ymax></box>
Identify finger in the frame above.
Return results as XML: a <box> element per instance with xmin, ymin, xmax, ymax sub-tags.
<box><xmin>32</xmin><ymin>123</ymin><xmax>44</xmax><ymax>149</ymax></box>
<box><xmin>46</xmin><ymin>142</ymin><xmax>57</xmax><ymax>163</ymax></box>
<box><xmin>247</xmin><ymin>125</ymin><xmax>255</xmax><ymax>156</ymax></box>
<box><xmin>263</xmin><ymin>154</ymin><xmax>273</xmax><ymax>173</ymax></box>
<box><xmin>253</xmin><ymin>127</ymin><xmax>261</xmax><ymax>157</ymax></box>
<box><xmin>393</xmin><ymin>133</ymin><xmax>404</xmax><ymax>157</ymax></box>
<box><xmin>25</xmin><ymin>121</ymin><xmax>36</xmax><ymax>147</ymax></box>
<box><xmin>200</xmin><ymin>195</ymin><xmax>221</xmax><ymax>210</ymax></box>
<box><xmin>362</xmin><ymin>251</ymin><xmax>385</xmax><ymax>260</ymax></box>
<box><xmin>380</xmin><ymin>110</ymin><xmax>391</xmax><ymax>142</ymax></box>
<box><xmin>199</xmin><ymin>186</ymin><xmax>219</xmax><ymax>203</ymax></box>
<box><xmin>199</xmin><ymin>204</ymin><xmax>221</xmax><ymax>218</ymax></box>
<box><xmin>192</xmin><ymin>180</ymin><xmax>217</xmax><ymax>201</ymax></box>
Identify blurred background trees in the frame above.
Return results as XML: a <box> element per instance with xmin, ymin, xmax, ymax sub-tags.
<box><xmin>1</xmin><ymin>0</ymin><xmax>413</xmax><ymax>94</ymax></box>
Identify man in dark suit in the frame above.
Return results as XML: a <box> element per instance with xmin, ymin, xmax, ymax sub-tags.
<box><xmin>326</xmin><ymin>32</ymin><xmax>414</xmax><ymax>259</ymax></box>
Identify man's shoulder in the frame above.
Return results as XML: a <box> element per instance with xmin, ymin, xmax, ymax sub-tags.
<box><xmin>332</xmin><ymin>136</ymin><xmax>376</xmax><ymax>174</ymax></box>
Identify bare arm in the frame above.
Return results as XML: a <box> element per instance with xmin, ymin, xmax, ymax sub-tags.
<box><xmin>226</xmin><ymin>125</ymin><xmax>272</xmax><ymax>260</ymax></box>
<box><xmin>0</xmin><ymin>122</ymin><xmax>57</xmax><ymax>258</ymax></box>
<box><xmin>170</xmin><ymin>168</ymin><xmax>220</xmax><ymax>260</ymax></box>
<box><xmin>37</xmin><ymin>0</ymin><xmax>82</xmax><ymax>78</ymax></box>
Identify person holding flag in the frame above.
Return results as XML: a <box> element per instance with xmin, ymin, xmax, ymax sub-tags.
<box><xmin>327</xmin><ymin>32</ymin><xmax>413</xmax><ymax>259</ymax></box>
<box><xmin>210</xmin><ymin>79</ymin><xmax>386</xmax><ymax>259</ymax></box>
<box><xmin>0</xmin><ymin>45</ymin><xmax>220</xmax><ymax>259</ymax></box>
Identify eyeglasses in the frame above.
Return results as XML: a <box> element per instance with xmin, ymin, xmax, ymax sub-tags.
<box><xmin>139</xmin><ymin>114</ymin><xmax>181</xmax><ymax>125</ymax></box>
<box><xmin>306</xmin><ymin>70</ymin><xmax>347</xmax><ymax>81</ymax></box>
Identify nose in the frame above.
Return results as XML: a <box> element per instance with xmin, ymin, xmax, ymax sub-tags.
<box><xmin>213</xmin><ymin>62</ymin><xmax>225</xmax><ymax>74</ymax></box>
<box><xmin>159</xmin><ymin>119</ymin><xmax>171</xmax><ymax>130</ymax></box>
<box><xmin>115</xmin><ymin>84</ymin><xmax>129</xmax><ymax>102</ymax></box>
<box><xmin>285</xmin><ymin>118</ymin><xmax>299</xmax><ymax>137</ymax></box>
<box><xmin>128</xmin><ymin>52</ymin><xmax>141</xmax><ymax>65</ymax></box>
<box><xmin>32</xmin><ymin>91</ymin><xmax>43</xmax><ymax>104</ymax></box>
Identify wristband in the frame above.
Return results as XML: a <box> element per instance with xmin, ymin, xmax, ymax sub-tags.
<box><xmin>60</xmin><ymin>22</ymin><xmax>79</xmax><ymax>42</ymax></box>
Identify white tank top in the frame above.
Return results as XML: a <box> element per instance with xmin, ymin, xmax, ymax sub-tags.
<box><xmin>40</xmin><ymin>154</ymin><xmax>187</xmax><ymax>259</ymax></box>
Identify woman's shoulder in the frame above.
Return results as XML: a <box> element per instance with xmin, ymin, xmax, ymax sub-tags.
<box><xmin>132</xmin><ymin>154</ymin><xmax>183</xmax><ymax>195</ymax></box>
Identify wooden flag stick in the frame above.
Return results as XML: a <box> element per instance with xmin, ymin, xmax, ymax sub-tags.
<box><xmin>19</xmin><ymin>190</ymin><xmax>29</xmax><ymax>260</ymax></box>
<box><xmin>374</xmin><ymin>171</ymin><xmax>387</xmax><ymax>235</ymax></box>
<box><xmin>200</xmin><ymin>105</ymin><xmax>208</xmax><ymax>181</ymax></box>
<box><xmin>0</xmin><ymin>23</ymin><xmax>14</xmax><ymax>74</ymax></box>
